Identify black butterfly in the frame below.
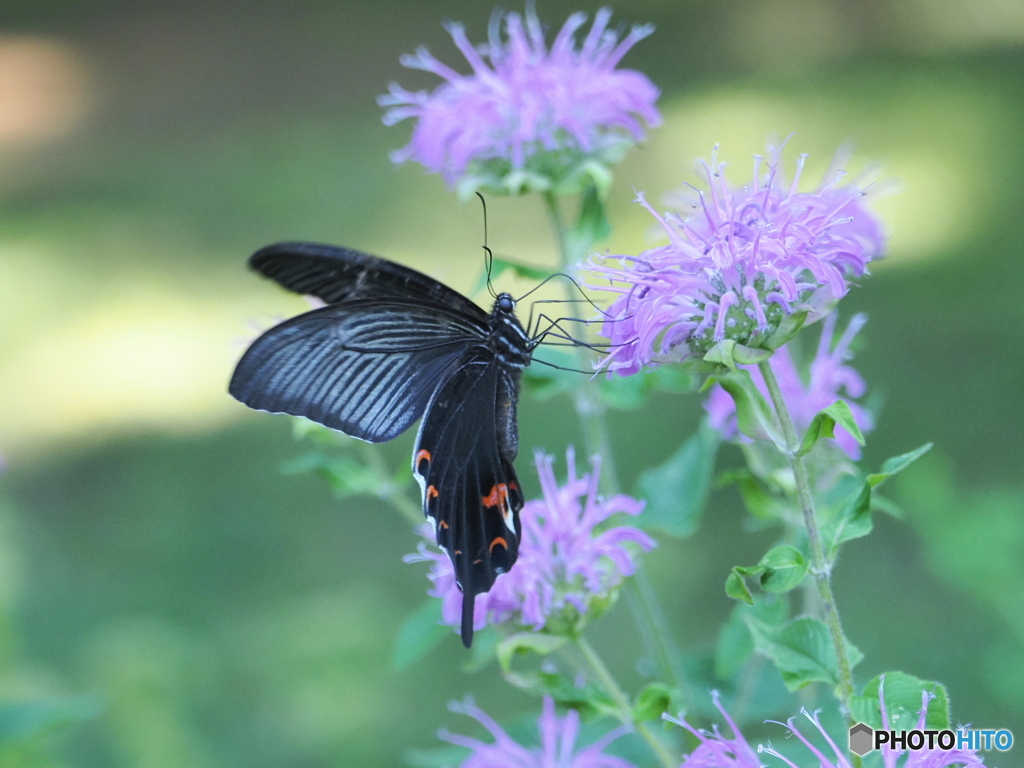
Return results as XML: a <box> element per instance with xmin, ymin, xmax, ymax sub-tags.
<box><xmin>229</xmin><ymin>242</ymin><xmax>536</xmax><ymax>647</ymax></box>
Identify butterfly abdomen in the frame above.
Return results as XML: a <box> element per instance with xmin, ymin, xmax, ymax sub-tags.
<box><xmin>489</xmin><ymin>294</ymin><xmax>531</xmax><ymax>464</ymax></box>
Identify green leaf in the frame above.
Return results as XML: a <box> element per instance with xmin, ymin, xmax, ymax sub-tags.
<box><xmin>870</xmin><ymin>493</ymin><xmax>905</xmax><ymax>519</ymax></box>
<box><xmin>636</xmin><ymin>424</ymin><xmax>720</xmax><ymax>537</ymax></box>
<box><xmin>797</xmin><ymin>411</ymin><xmax>837</xmax><ymax>457</ymax></box>
<box><xmin>715</xmin><ymin>609</ymin><xmax>753</xmax><ymax>677</ymax></box>
<box><xmin>705</xmin><ymin>371</ymin><xmax>782</xmax><ymax>446</ymax></box>
<box><xmin>735</xmin><ymin>473</ymin><xmax>791</xmax><ymax>521</ymax></box>
<box><xmin>392</xmin><ymin>600</ymin><xmax>449</xmax><ymax>669</ymax></box>
<box><xmin>493</xmin><ymin>643</ymin><xmax>615</xmax><ymax>717</ymax></box>
<box><xmin>726</xmin><ymin>547</ymin><xmax>808</xmax><ymax>604</ymax></box>
<box><xmin>703</xmin><ymin>339</ymin><xmax>773</xmax><ymax>368</ymax></box>
<box><xmin>824</xmin><ymin>400</ymin><xmax>865</xmax><ymax>446</ymax></box>
<box><xmin>633</xmin><ymin>683</ymin><xmax>680</xmax><ymax>723</ymax></box>
<box><xmin>715</xmin><ymin>596</ymin><xmax>789</xmax><ymax>679</ymax></box>
<box><xmin>758</xmin><ymin>546</ymin><xmax>809</xmax><ymax>594</ymax></box>
<box><xmin>281</xmin><ymin>452</ymin><xmax>381</xmax><ymax>497</ymax></box>
<box><xmin>797</xmin><ymin>400</ymin><xmax>865</xmax><ymax>457</ymax></box>
<box><xmin>726</xmin><ymin>568</ymin><xmax>755</xmax><ymax>605</ymax></box>
<box><xmin>718</xmin><ymin>468</ymin><xmax>793</xmax><ymax>522</ymax></box>
<box><xmin>763</xmin><ymin>311</ymin><xmax>807</xmax><ymax>350</ymax></box>
<box><xmin>733</xmin><ymin>344</ymin><xmax>773</xmax><ymax>365</ymax></box>
<box><xmin>867</xmin><ymin>443</ymin><xmax>934</xmax><ymax>487</ymax></box>
<box><xmin>577</xmin><ymin>158</ymin><xmax>615</xmax><ymax>200</ymax></box>
<box><xmin>745</xmin><ymin>616</ymin><xmax>862</xmax><ymax>692</ymax></box>
<box><xmin>496</xmin><ymin>633</ymin><xmax>568</xmax><ymax>675</ymax></box>
<box><xmin>820</xmin><ymin>477</ymin><xmax>873</xmax><ymax>552</ymax></box>
<box><xmin>702</xmin><ymin>340</ymin><xmax>739</xmax><ymax>370</ymax></box>
<box><xmin>535</xmin><ymin>671</ymin><xmax>616</xmax><ymax>718</ymax></box>
<box><xmin>850</xmin><ymin>672</ymin><xmax>950</xmax><ymax>731</ymax></box>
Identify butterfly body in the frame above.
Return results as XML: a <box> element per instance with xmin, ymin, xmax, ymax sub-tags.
<box><xmin>230</xmin><ymin>243</ymin><xmax>533</xmax><ymax>646</ymax></box>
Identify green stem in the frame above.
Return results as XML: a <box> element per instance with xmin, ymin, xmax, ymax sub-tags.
<box><xmin>542</xmin><ymin>189</ymin><xmax>617</xmax><ymax>482</ymax></box>
<box><xmin>626</xmin><ymin>570</ymin><xmax>683</xmax><ymax>693</ymax></box>
<box><xmin>542</xmin><ymin>190</ymin><xmax>682</xmax><ymax>693</ymax></box>
<box><xmin>575</xmin><ymin>637</ymin><xmax>678</xmax><ymax>768</ymax></box>
<box><xmin>757</xmin><ymin>361</ymin><xmax>857</xmax><ymax>719</ymax></box>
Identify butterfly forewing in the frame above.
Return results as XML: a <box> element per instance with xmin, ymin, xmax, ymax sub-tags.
<box><xmin>251</xmin><ymin>242</ymin><xmax>488</xmax><ymax>320</ymax></box>
<box><xmin>230</xmin><ymin>298</ymin><xmax>486</xmax><ymax>441</ymax></box>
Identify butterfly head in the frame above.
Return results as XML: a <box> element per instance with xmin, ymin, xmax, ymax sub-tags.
<box><xmin>495</xmin><ymin>293</ymin><xmax>516</xmax><ymax>314</ymax></box>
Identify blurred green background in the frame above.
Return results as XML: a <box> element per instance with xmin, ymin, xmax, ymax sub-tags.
<box><xmin>1</xmin><ymin>0</ymin><xmax>1023</xmax><ymax>765</ymax></box>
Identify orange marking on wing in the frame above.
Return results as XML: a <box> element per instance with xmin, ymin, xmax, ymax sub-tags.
<box><xmin>481</xmin><ymin>483</ymin><xmax>510</xmax><ymax>509</ymax></box>
<box><xmin>438</xmin><ymin>520</ymin><xmax>448</xmax><ymax>529</ymax></box>
<box><xmin>509</xmin><ymin>482</ymin><xmax>519</xmax><ymax>491</ymax></box>
<box><xmin>426</xmin><ymin>485</ymin><xmax>439</xmax><ymax>499</ymax></box>
<box><xmin>415</xmin><ymin>449</ymin><xmax>431</xmax><ymax>472</ymax></box>
<box><xmin>489</xmin><ymin>537</ymin><xmax>508</xmax><ymax>553</ymax></box>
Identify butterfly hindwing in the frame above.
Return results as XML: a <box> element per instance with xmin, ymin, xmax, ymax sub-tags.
<box><xmin>230</xmin><ymin>298</ymin><xmax>487</xmax><ymax>441</ymax></box>
<box><xmin>413</xmin><ymin>350</ymin><xmax>525</xmax><ymax>647</ymax></box>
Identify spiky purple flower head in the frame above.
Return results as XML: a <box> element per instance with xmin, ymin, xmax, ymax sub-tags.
<box><xmin>379</xmin><ymin>6</ymin><xmax>660</xmax><ymax>197</ymax></box>
<box><xmin>758</xmin><ymin>690</ymin><xmax>986</xmax><ymax>768</ymax></box>
<box><xmin>406</xmin><ymin>448</ymin><xmax>654</xmax><ymax>637</ymax></box>
<box><xmin>664</xmin><ymin>690</ymin><xmax>762</xmax><ymax>768</ymax></box>
<box><xmin>588</xmin><ymin>143</ymin><xmax>886</xmax><ymax>376</ymax></box>
<box><xmin>704</xmin><ymin>312</ymin><xmax>873</xmax><ymax>459</ymax></box>
<box><xmin>670</xmin><ymin>680</ymin><xmax>986</xmax><ymax>768</ymax></box>
<box><xmin>441</xmin><ymin>696</ymin><xmax>636</xmax><ymax>768</ymax></box>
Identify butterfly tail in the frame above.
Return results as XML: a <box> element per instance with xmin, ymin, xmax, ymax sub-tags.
<box><xmin>460</xmin><ymin>590</ymin><xmax>476</xmax><ymax>648</ymax></box>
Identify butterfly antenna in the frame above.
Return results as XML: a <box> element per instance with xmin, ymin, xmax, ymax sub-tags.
<box><xmin>476</xmin><ymin>192</ymin><xmax>498</xmax><ymax>299</ymax></box>
<box><xmin>531</xmin><ymin>357</ymin><xmax>598</xmax><ymax>375</ymax></box>
<box><xmin>517</xmin><ymin>272</ymin><xmax>611</xmax><ymax>319</ymax></box>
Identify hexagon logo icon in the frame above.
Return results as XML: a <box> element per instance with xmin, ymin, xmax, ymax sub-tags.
<box><xmin>849</xmin><ymin>722</ymin><xmax>874</xmax><ymax>756</ymax></box>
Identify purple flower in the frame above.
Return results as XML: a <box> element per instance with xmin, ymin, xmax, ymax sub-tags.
<box><xmin>665</xmin><ymin>690</ymin><xmax>762</xmax><ymax>768</ymax></box>
<box><xmin>406</xmin><ymin>448</ymin><xmax>654</xmax><ymax>636</ymax></box>
<box><xmin>874</xmin><ymin>685</ymin><xmax>986</xmax><ymax>768</ymax></box>
<box><xmin>379</xmin><ymin>6</ymin><xmax>660</xmax><ymax>196</ymax></box>
<box><xmin>671</xmin><ymin>681</ymin><xmax>986</xmax><ymax>768</ymax></box>
<box><xmin>588</xmin><ymin>143</ymin><xmax>886</xmax><ymax>376</ymax></box>
<box><xmin>441</xmin><ymin>696</ymin><xmax>636</xmax><ymax>768</ymax></box>
<box><xmin>704</xmin><ymin>312</ymin><xmax>873</xmax><ymax>459</ymax></box>
<box><xmin>759</xmin><ymin>692</ymin><xmax>986</xmax><ymax>768</ymax></box>
<box><xmin>757</xmin><ymin>707</ymin><xmax>854</xmax><ymax>768</ymax></box>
